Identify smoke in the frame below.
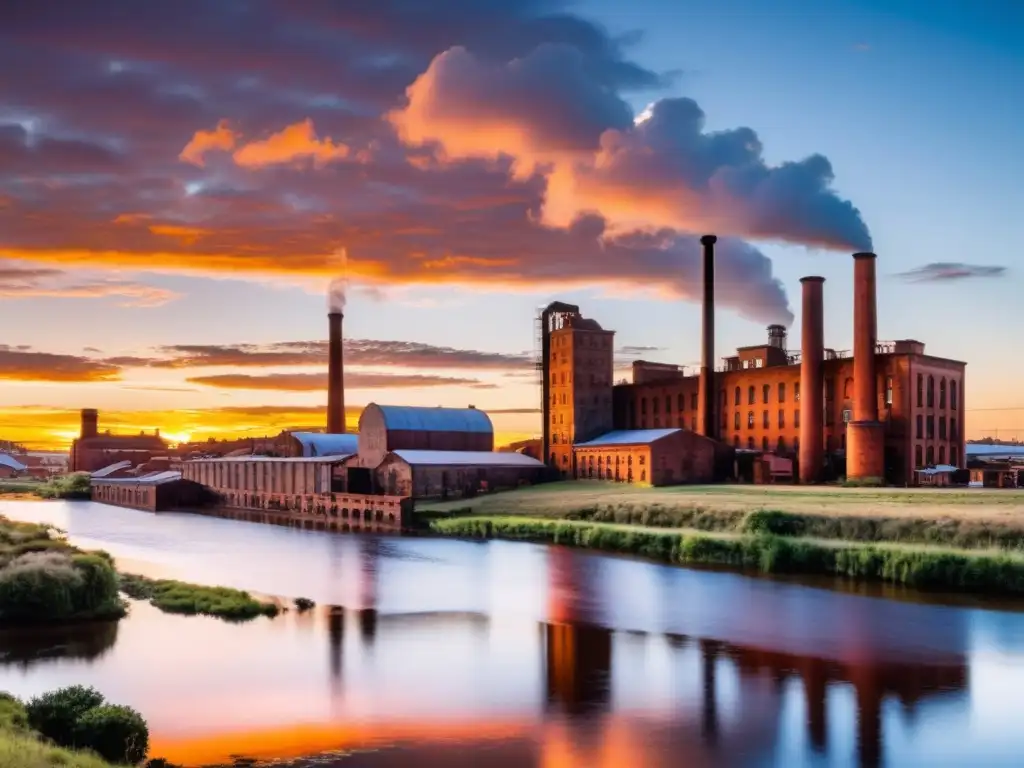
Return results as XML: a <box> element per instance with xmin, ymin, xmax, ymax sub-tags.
<box><xmin>327</xmin><ymin>248</ymin><xmax>349</xmax><ymax>314</ymax></box>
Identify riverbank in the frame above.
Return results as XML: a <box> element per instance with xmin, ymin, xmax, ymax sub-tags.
<box><xmin>418</xmin><ymin>482</ymin><xmax>1024</xmax><ymax>551</ymax></box>
<box><xmin>429</xmin><ymin>515</ymin><xmax>1024</xmax><ymax>595</ymax></box>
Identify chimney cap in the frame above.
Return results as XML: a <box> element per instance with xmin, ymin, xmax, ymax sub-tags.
<box><xmin>853</xmin><ymin>251</ymin><xmax>877</xmax><ymax>260</ymax></box>
<box><xmin>799</xmin><ymin>275</ymin><xmax>825</xmax><ymax>283</ymax></box>
<box><xmin>700</xmin><ymin>234</ymin><xmax>717</xmax><ymax>246</ymax></box>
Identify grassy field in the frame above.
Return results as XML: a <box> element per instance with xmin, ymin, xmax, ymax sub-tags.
<box><xmin>418</xmin><ymin>482</ymin><xmax>1024</xmax><ymax>551</ymax></box>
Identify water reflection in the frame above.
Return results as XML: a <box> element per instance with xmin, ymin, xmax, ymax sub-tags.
<box><xmin>0</xmin><ymin>620</ymin><xmax>119</xmax><ymax>667</ymax></box>
<box><xmin>0</xmin><ymin>500</ymin><xmax>1018</xmax><ymax>767</ymax></box>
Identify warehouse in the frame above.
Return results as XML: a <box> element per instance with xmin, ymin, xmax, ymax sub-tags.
<box><xmin>275</xmin><ymin>431</ymin><xmax>359</xmax><ymax>458</ymax></box>
<box><xmin>375</xmin><ymin>449</ymin><xmax>545</xmax><ymax>500</ymax></box>
<box><xmin>92</xmin><ymin>471</ymin><xmax>204</xmax><ymax>512</ymax></box>
<box><xmin>573</xmin><ymin>428</ymin><xmax>720</xmax><ymax>486</ymax></box>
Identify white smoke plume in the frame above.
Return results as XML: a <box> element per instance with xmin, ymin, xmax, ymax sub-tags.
<box><xmin>327</xmin><ymin>248</ymin><xmax>348</xmax><ymax>314</ymax></box>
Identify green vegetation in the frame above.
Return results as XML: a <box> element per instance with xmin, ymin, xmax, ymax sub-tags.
<box><xmin>418</xmin><ymin>482</ymin><xmax>1024</xmax><ymax>552</ymax></box>
<box><xmin>0</xmin><ymin>685</ymin><xmax>154</xmax><ymax>767</ymax></box>
<box><xmin>0</xmin><ymin>518</ymin><xmax>125</xmax><ymax>624</ymax></box>
<box><xmin>294</xmin><ymin>597</ymin><xmax>316</xmax><ymax>612</ymax></box>
<box><xmin>431</xmin><ymin>516</ymin><xmax>1024</xmax><ymax>596</ymax></box>
<box><xmin>0</xmin><ymin>480</ymin><xmax>42</xmax><ymax>495</ymax></box>
<box><xmin>36</xmin><ymin>473</ymin><xmax>92</xmax><ymax>500</ymax></box>
<box><xmin>119</xmin><ymin>573</ymin><xmax>279</xmax><ymax>621</ymax></box>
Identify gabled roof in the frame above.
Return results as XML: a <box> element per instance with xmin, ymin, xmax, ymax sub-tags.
<box><xmin>389</xmin><ymin>449</ymin><xmax>544</xmax><ymax>468</ymax></box>
<box><xmin>370</xmin><ymin>404</ymin><xmax>493</xmax><ymax>434</ymax></box>
<box><xmin>290</xmin><ymin>432</ymin><xmax>359</xmax><ymax>457</ymax></box>
<box><xmin>574</xmin><ymin>429</ymin><xmax>681</xmax><ymax>448</ymax></box>
<box><xmin>0</xmin><ymin>453</ymin><xmax>27</xmax><ymax>472</ymax></box>
<box><xmin>91</xmin><ymin>460</ymin><xmax>133</xmax><ymax>478</ymax></box>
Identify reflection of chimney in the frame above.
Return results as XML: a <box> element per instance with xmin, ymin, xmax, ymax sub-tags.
<box><xmin>80</xmin><ymin>409</ymin><xmax>98</xmax><ymax>439</ymax></box>
<box><xmin>698</xmin><ymin>234</ymin><xmax>717</xmax><ymax>439</ymax></box>
<box><xmin>327</xmin><ymin>312</ymin><xmax>345</xmax><ymax>433</ymax></box>
<box><xmin>799</xmin><ymin>277</ymin><xmax>825</xmax><ymax>483</ymax></box>
<box><xmin>847</xmin><ymin>252</ymin><xmax>885</xmax><ymax>481</ymax></box>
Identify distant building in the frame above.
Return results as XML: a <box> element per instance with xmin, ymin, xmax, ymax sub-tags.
<box><xmin>70</xmin><ymin>409</ymin><xmax>168</xmax><ymax>473</ymax></box>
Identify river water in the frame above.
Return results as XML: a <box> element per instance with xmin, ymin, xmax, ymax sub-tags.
<box><xmin>1</xmin><ymin>500</ymin><xmax>1023</xmax><ymax>767</ymax></box>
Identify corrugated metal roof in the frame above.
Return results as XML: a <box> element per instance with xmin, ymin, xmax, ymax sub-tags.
<box><xmin>372</xmin><ymin>404</ymin><xmax>493</xmax><ymax>434</ymax></box>
<box><xmin>290</xmin><ymin>432</ymin><xmax>359</xmax><ymax>457</ymax></box>
<box><xmin>94</xmin><ymin>470</ymin><xmax>182</xmax><ymax>486</ymax></box>
<box><xmin>186</xmin><ymin>455</ymin><xmax>351</xmax><ymax>464</ymax></box>
<box><xmin>574</xmin><ymin>429</ymin><xmax>681</xmax><ymax>448</ymax></box>
<box><xmin>390</xmin><ymin>450</ymin><xmax>544</xmax><ymax>468</ymax></box>
<box><xmin>0</xmin><ymin>453</ymin><xmax>27</xmax><ymax>472</ymax></box>
<box><xmin>91</xmin><ymin>460</ymin><xmax>133</xmax><ymax>478</ymax></box>
<box><xmin>966</xmin><ymin>443</ymin><xmax>1024</xmax><ymax>458</ymax></box>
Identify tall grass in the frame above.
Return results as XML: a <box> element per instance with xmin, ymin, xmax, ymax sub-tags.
<box><xmin>431</xmin><ymin>516</ymin><xmax>1024</xmax><ymax>595</ymax></box>
<box><xmin>119</xmin><ymin>573</ymin><xmax>279</xmax><ymax>621</ymax></box>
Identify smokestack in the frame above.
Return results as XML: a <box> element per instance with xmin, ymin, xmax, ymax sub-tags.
<box><xmin>327</xmin><ymin>312</ymin><xmax>345</xmax><ymax>433</ymax></box>
<box><xmin>698</xmin><ymin>234</ymin><xmax>717</xmax><ymax>439</ymax></box>
<box><xmin>80</xmin><ymin>409</ymin><xmax>98</xmax><ymax>440</ymax></box>
<box><xmin>799</xmin><ymin>277</ymin><xmax>825</xmax><ymax>483</ymax></box>
<box><xmin>847</xmin><ymin>252</ymin><xmax>885</xmax><ymax>481</ymax></box>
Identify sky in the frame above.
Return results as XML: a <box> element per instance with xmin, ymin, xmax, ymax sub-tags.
<box><xmin>1</xmin><ymin>0</ymin><xmax>1022</xmax><ymax>450</ymax></box>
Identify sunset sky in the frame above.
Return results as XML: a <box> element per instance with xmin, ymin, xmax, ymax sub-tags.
<box><xmin>2</xmin><ymin>0</ymin><xmax>1022</xmax><ymax>450</ymax></box>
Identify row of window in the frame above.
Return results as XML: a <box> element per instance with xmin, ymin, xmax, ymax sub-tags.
<box><xmin>915</xmin><ymin>444</ymin><xmax>960</xmax><ymax>468</ymax></box>
<box><xmin>916</xmin><ymin>374</ymin><xmax>958</xmax><ymax>410</ymax></box>
<box><xmin>552</xmin><ymin>333</ymin><xmax>610</xmax><ymax>349</ymax></box>
<box><xmin>731</xmin><ymin>382</ymin><xmax>799</xmax><ymax>406</ymax></box>
<box><xmin>915</xmin><ymin>415</ymin><xmax>959</xmax><ymax>441</ymax></box>
<box><xmin>720</xmin><ymin>409</ymin><xmax>801</xmax><ymax>430</ymax></box>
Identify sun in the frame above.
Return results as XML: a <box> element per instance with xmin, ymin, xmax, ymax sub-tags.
<box><xmin>159</xmin><ymin>431</ymin><xmax>192</xmax><ymax>446</ymax></box>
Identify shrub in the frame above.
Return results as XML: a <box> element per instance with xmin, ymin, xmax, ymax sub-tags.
<box><xmin>25</xmin><ymin>685</ymin><xmax>105</xmax><ymax>748</ymax></box>
<box><xmin>120</xmin><ymin>573</ymin><xmax>278</xmax><ymax>621</ymax></box>
<box><xmin>72</xmin><ymin>703</ymin><xmax>149</xmax><ymax>765</ymax></box>
<box><xmin>0</xmin><ymin>551</ymin><xmax>124</xmax><ymax>623</ymax></box>
<box><xmin>36</xmin><ymin>473</ymin><xmax>92</xmax><ymax>500</ymax></box>
<box><xmin>0</xmin><ymin>692</ymin><xmax>28</xmax><ymax>731</ymax></box>
<box><xmin>294</xmin><ymin>597</ymin><xmax>316</xmax><ymax>612</ymax></box>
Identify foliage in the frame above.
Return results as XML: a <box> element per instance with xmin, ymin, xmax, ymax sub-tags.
<box><xmin>0</xmin><ymin>692</ymin><xmax>28</xmax><ymax>732</ymax></box>
<box><xmin>119</xmin><ymin>573</ymin><xmax>279</xmax><ymax>621</ymax></box>
<box><xmin>0</xmin><ymin>727</ymin><xmax>115</xmax><ymax>768</ymax></box>
<box><xmin>25</xmin><ymin>685</ymin><xmax>106</xmax><ymax>749</ymax></box>
<box><xmin>0</xmin><ymin>551</ymin><xmax>125</xmax><ymax>624</ymax></box>
<box><xmin>72</xmin><ymin>704</ymin><xmax>149</xmax><ymax>765</ymax></box>
<box><xmin>294</xmin><ymin>597</ymin><xmax>316</xmax><ymax>612</ymax></box>
<box><xmin>431</xmin><ymin>516</ymin><xmax>1024</xmax><ymax>596</ymax></box>
<box><xmin>36</xmin><ymin>473</ymin><xmax>92</xmax><ymax>500</ymax></box>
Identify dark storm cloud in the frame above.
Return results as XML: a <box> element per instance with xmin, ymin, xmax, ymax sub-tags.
<box><xmin>897</xmin><ymin>262</ymin><xmax>1008</xmax><ymax>283</ymax></box>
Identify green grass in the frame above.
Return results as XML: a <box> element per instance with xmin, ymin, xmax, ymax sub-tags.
<box><xmin>417</xmin><ymin>482</ymin><xmax>1024</xmax><ymax>552</ymax></box>
<box><xmin>0</xmin><ymin>694</ymin><xmax>116</xmax><ymax>768</ymax></box>
<box><xmin>0</xmin><ymin>480</ymin><xmax>42</xmax><ymax>495</ymax></box>
<box><xmin>430</xmin><ymin>516</ymin><xmax>1024</xmax><ymax>596</ymax></box>
<box><xmin>119</xmin><ymin>573</ymin><xmax>279</xmax><ymax>621</ymax></box>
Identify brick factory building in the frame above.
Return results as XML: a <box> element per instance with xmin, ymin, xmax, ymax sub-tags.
<box><xmin>540</xmin><ymin>247</ymin><xmax>966</xmax><ymax>486</ymax></box>
<box><xmin>70</xmin><ymin>408</ymin><xmax>168</xmax><ymax>473</ymax></box>
<box><xmin>573</xmin><ymin>428</ymin><xmax>725</xmax><ymax>486</ymax></box>
<box><xmin>375</xmin><ymin>449</ymin><xmax>546</xmax><ymax>499</ymax></box>
<box><xmin>92</xmin><ymin>471</ymin><xmax>204</xmax><ymax>512</ymax></box>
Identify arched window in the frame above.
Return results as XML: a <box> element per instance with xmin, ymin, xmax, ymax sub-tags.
<box><xmin>917</xmin><ymin>374</ymin><xmax>924</xmax><ymax>407</ymax></box>
<box><xmin>748</xmin><ymin>386</ymin><xmax>756</xmax><ymax>404</ymax></box>
<box><xmin>747</xmin><ymin>436</ymin><xmax>755</xmax><ymax>449</ymax></box>
<box><xmin>763</xmin><ymin>384</ymin><xmax>771</xmax><ymax>403</ymax></box>
<box><xmin>915</xmin><ymin>445</ymin><xmax>923</xmax><ymax>468</ymax></box>
<box><xmin>939</xmin><ymin>378</ymin><xmax>947</xmax><ymax>409</ymax></box>
<box><xmin>951</xmin><ymin>381</ymin><xmax>958</xmax><ymax>410</ymax></box>
<box><xmin>777</xmin><ymin>437</ymin><xmax>787</xmax><ymax>452</ymax></box>
<box><xmin>762</xmin><ymin>436</ymin><xmax>769</xmax><ymax>451</ymax></box>
<box><xmin>927</xmin><ymin>375</ymin><xmax>935</xmax><ymax>408</ymax></box>
<box><xmin>951</xmin><ymin>445</ymin><xmax>960</xmax><ymax>466</ymax></box>
<box><xmin>779</xmin><ymin>383</ymin><xmax>786</xmax><ymax>403</ymax></box>
<box><xmin>762</xmin><ymin>410</ymin><xmax>769</xmax><ymax>428</ymax></box>
<box><xmin>747</xmin><ymin>411</ymin><xmax>755</xmax><ymax>428</ymax></box>
<box><xmin>734</xmin><ymin>412</ymin><xmax>740</xmax><ymax>430</ymax></box>
<box><xmin>939</xmin><ymin>445</ymin><xmax>946</xmax><ymax>465</ymax></box>
<box><xmin>734</xmin><ymin>386</ymin><xmax>741</xmax><ymax>406</ymax></box>
<box><xmin>926</xmin><ymin>445</ymin><xmax>934</xmax><ymax>466</ymax></box>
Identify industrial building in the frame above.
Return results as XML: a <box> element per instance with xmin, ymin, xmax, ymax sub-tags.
<box><xmin>91</xmin><ymin>471</ymin><xmax>204</xmax><ymax>512</ymax></box>
<box><xmin>540</xmin><ymin>243</ymin><xmax>966</xmax><ymax>486</ymax></box>
<box><xmin>70</xmin><ymin>408</ymin><xmax>169</xmax><ymax>473</ymax></box>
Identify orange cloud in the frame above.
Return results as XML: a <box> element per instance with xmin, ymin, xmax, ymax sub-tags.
<box><xmin>231</xmin><ymin>119</ymin><xmax>349</xmax><ymax>168</ymax></box>
<box><xmin>148</xmin><ymin>224</ymin><xmax>213</xmax><ymax>246</ymax></box>
<box><xmin>0</xmin><ymin>347</ymin><xmax>120</xmax><ymax>383</ymax></box>
<box><xmin>179</xmin><ymin>120</ymin><xmax>237</xmax><ymax>166</ymax></box>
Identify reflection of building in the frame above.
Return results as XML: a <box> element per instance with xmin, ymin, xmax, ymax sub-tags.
<box><xmin>543</xmin><ymin>623</ymin><xmax>612</xmax><ymax>716</ymax></box>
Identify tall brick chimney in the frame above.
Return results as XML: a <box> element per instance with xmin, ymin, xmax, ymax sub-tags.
<box><xmin>847</xmin><ymin>252</ymin><xmax>885</xmax><ymax>481</ymax></box>
<box><xmin>698</xmin><ymin>234</ymin><xmax>717</xmax><ymax>439</ymax></box>
<box><xmin>327</xmin><ymin>312</ymin><xmax>346</xmax><ymax>433</ymax></box>
<box><xmin>80</xmin><ymin>408</ymin><xmax>98</xmax><ymax>439</ymax></box>
<box><xmin>799</xmin><ymin>277</ymin><xmax>825</xmax><ymax>483</ymax></box>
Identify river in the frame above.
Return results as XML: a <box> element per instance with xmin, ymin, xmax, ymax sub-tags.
<box><xmin>1</xmin><ymin>499</ymin><xmax>1023</xmax><ymax>767</ymax></box>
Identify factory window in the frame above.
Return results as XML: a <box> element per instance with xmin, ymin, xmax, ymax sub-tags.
<box><xmin>825</xmin><ymin>378</ymin><xmax>835</xmax><ymax>401</ymax></box>
<box><xmin>927</xmin><ymin>375</ymin><xmax>935</xmax><ymax>408</ymax></box>
<box><xmin>885</xmin><ymin>376</ymin><xmax>893</xmax><ymax>406</ymax></box>
<box><xmin>842</xmin><ymin>409</ymin><xmax>852</xmax><ymax>423</ymax></box>
<box><xmin>747</xmin><ymin>411</ymin><xmax>755</xmax><ymax>428</ymax></box>
<box><xmin>755</xmin><ymin>358</ymin><xmax>764</xmax><ymax>368</ymax></box>
<box><xmin>641</xmin><ymin>470</ymin><xmax>646</xmax><ymax>482</ymax></box>
<box><xmin>666</xmin><ymin>396</ymin><xmax>672</xmax><ymax>413</ymax></box>
<box><xmin>951</xmin><ymin>381</ymin><xmax>958</xmax><ymax>410</ymax></box>
<box><xmin>926</xmin><ymin>445</ymin><xmax>934</xmax><ymax>466</ymax></box>
<box><xmin>561</xmin><ymin>394</ymin><xmax>567</xmax><ymax>405</ymax></box>
<box><xmin>762</xmin><ymin>436</ymin><xmax>769</xmax><ymax>451</ymax></box>
<box><xmin>939</xmin><ymin>378</ymin><xmax>947</xmax><ymax>409</ymax></box>
<box><xmin>763</xmin><ymin>384</ymin><xmax>770</xmax><ymax>403</ymax></box>
<box><xmin>778</xmin><ymin>409</ymin><xmax>785</xmax><ymax>428</ymax></box>
<box><xmin>747</xmin><ymin>436</ymin><xmax>755</xmax><ymax>449</ymax></box>
<box><xmin>653</xmin><ymin>398</ymin><xmax>659</xmax><ymax>415</ymax></box>
<box><xmin>734</xmin><ymin>435</ymin><xmax>740</xmax><ymax>447</ymax></box>
<box><xmin>638</xmin><ymin>455</ymin><xmax>646</xmax><ymax>466</ymax></box>
<box><xmin>778</xmin><ymin>437</ymin><xmax>787</xmax><ymax>452</ymax></box>
<box><xmin>748</xmin><ymin>386</ymin><xmax>756</xmax><ymax>405</ymax></box>
<box><xmin>795</xmin><ymin>409</ymin><xmax>801</xmax><ymax>428</ymax></box>
<box><xmin>734</xmin><ymin>387</ymin><xmax>741</xmax><ymax>406</ymax></box>
<box><xmin>916</xmin><ymin>415</ymin><xmax>923</xmax><ymax>439</ymax></box>
<box><xmin>939</xmin><ymin>446</ymin><xmax>946</xmax><ymax>465</ymax></box>
<box><xmin>939</xmin><ymin>416</ymin><xmax>947</xmax><ymax>440</ymax></box>
<box><xmin>951</xmin><ymin>418</ymin><xmax>958</xmax><ymax>440</ymax></box>
<box><xmin>795</xmin><ymin>382</ymin><xmax>801</xmax><ymax>402</ymax></box>
<box><xmin>678</xmin><ymin>394</ymin><xmax>685</xmax><ymax>411</ymax></box>
<box><xmin>927</xmin><ymin>416</ymin><xmax>935</xmax><ymax>439</ymax></box>
<box><xmin>916</xmin><ymin>373</ymin><xmax>924</xmax><ymax>407</ymax></box>
<box><xmin>844</xmin><ymin>378</ymin><xmax>853</xmax><ymax>399</ymax></box>
<box><xmin>734</xmin><ymin>412</ymin><xmax>740</xmax><ymax>430</ymax></box>
<box><xmin>779</xmin><ymin>383</ymin><xmax>786</xmax><ymax>403</ymax></box>
<box><xmin>641</xmin><ymin>398</ymin><xmax>647</xmax><ymax>415</ymax></box>
<box><xmin>762</xmin><ymin>410</ymin><xmax>769</xmax><ymax>428</ymax></box>
<box><xmin>951</xmin><ymin>445</ymin><xmax>960</xmax><ymax>466</ymax></box>
<box><xmin>551</xmin><ymin>373</ymin><xmax>556</xmax><ymax>385</ymax></box>
<box><xmin>561</xmin><ymin>372</ymin><xmax>566</xmax><ymax>385</ymax></box>
<box><xmin>691</xmin><ymin>393</ymin><xmax>698</xmax><ymax>410</ymax></box>
<box><xmin>552</xmin><ymin>434</ymin><xmax>558</xmax><ymax>445</ymax></box>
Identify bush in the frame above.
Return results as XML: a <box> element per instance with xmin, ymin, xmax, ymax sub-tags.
<box><xmin>120</xmin><ymin>573</ymin><xmax>279</xmax><ymax>621</ymax></box>
<box><xmin>25</xmin><ymin>685</ymin><xmax>105</xmax><ymax>748</ymax></box>
<box><xmin>0</xmin><ymin>551</ymin><xmax>125</xmax><ymax>623</ymax></box>
<box><xmin>294</xmin><ymin>597</ymin><xmax>316</xmax><ymax>612</ymax></box>
<box><xmin>72</xmin><ymin>704</ymin><xmax>149</xmax><ymax>765</ymax></box>
<box><xmin>36</xmin><ymin>473</ymin><xmax>92</xmax><ymax>500</ymax></box>
<box><xmin>0</xmin><ymin>692</ymin><xmax>28</xmax><ymax>731</ymax></box>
